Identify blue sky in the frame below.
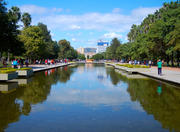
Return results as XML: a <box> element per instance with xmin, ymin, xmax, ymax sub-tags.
<box><xmin>7</xmin><ymin>0</ymin><xmax>172</xmax><ymax>49</ymax></box>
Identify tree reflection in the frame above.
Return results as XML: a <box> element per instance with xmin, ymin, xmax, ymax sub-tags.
<box><xmin>0</xmin><ymin>66</ymin><xmax>76</xmax><ymax>131</ymax></box>
<box><xmin>106</xmin><ymin>67</ymin><xmax>121</xmax><ymax>85</ymax></box>
<box><xmin>107</xmin><ymin>67</ymin><xmax>180</xmax><ymax>132</ymax></box>
<box><xmin>0</xmin><ymin>91</ymin><xmax>22</xmax><ymax>132</ymax></box>
<box><xmin>127</xmin><ymin>79</ymin><xmax>180</xmax><ymax>132</ymax></box>
<box><xmin>57</xmin><ymin>66</ymin><xmax>75</xmax><ymax>83</ymax></box>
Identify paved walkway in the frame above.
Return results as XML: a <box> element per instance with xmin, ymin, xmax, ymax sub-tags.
<box><xmin>107</xmin><ymin>63</ymin><xmax>180</xmax><ymax>86</ymax></box>
<box><xmin>29</xmin><ymin>63</ymin><xmax>71</xmax><ymax>72</ymax></box>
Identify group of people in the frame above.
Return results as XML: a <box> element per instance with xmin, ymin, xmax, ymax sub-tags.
<box><xmin>129</xmin><ymin>59</ymin><xmax>163</xmax><ymax>76</ymax></box>
<box><xmin>11</xmin><ymin>59</ymin><xmax>29</xmax><ymax>68</ymax></box>
<box><xmin>127</xmin><ymin>60</ymin><xmax>153</xmax><ymax>66</ymax></box>
<box><xmin>122</xmin><ymin>59</ymin><xmax>164</xmax><ymax>76</ymax></box>
<box><xmin>33</xmin><ymin>59</ymin><xmax>69</xmax><ymax>65</ymax></box>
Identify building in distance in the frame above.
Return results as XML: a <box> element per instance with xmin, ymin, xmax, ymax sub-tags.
<box><xmin>84</xmin><ymin>48</ymin><xmax>97</xmax><ymax>58</ymax></box>
<box><xmin>97</xmin><ymin>41</ymin><xmax>109</xmax><ymax>53</ymax></box>
<box><xmin>77</xmin><ymin>47</ymin><xmax>84</xmax><ymax>54</ymax></box>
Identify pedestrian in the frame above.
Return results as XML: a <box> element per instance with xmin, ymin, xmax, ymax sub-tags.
<box><xmin>13</xmin><ymin>59</ymin><xmax>18</xmax><ymax>68</ymax></box>
<box><xmin>45</xmin><ymin>59</ymin><xmax>48</xmax><ymax>65</ymax></box>
<box><xmin>25</xmin><ymin>59</ymin><xmax>29</xmax><ymax>67</ymax></box>
<box><xmin>157</xmin><ymin>59</ymin><xmax>162</xmax><ymax>76</ymax></box>
<box><xmin>2</xmin><ymin>59</ymin><xmax>7</xmax><ymax>67</ymax></box>
<box><xmin>20</xmin><ymin>58</ymin><xmax>24</xmax><ymax>68</ymax></box>
<box><xmin>149</xmin><ymin>60</ymin><xmax>152</xmax><ymax>67</ymax></box>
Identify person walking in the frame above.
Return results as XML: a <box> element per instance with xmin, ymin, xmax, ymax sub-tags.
<box><xmin>25</xmin><ymin>59</ymin><xmax>29</xmax><ymax>67</ymax></box>
<box><xmin>157</xmin><ymin>59</ymin><xmax>162</xmax><ymax>75</ymax></box>
<box><xmin>13</xmin><ymin>59</ymin><xmax>18</xmax><ymax>68</ymax></box>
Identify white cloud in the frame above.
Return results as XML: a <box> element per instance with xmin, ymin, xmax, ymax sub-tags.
<box><xmin>72</xmin><ymin>38</ymin><xmax>77</xmax><ymax>42</ymax></box>
<box><xmin>112</xmin><ymin>8</ymin><xmax>121</xmax><ymax>13</ymax></box>
<box><xmin>20</xmin><ymin>5</ymin><xmax>47</xmax><ymax>14</ymax></box>
<box><xmin>36</xmin><ymin>6</ymin><xmax>158</xmax><ymax>32</ymax></box>
<box><xmin>20</xmin><ymin>5</ymin><xmax>64</xmax><ymax>15</ymax></box>
<box><xmin>70</xmin><ymin>25</ymin><xmax>81</xmax><ymax>30</ymax></box>
<box><xmin>52</xmin><ymin>8</ymin><xmax>63</xmax><ymax>13</ymax></box>
<box><xmin>103</xmin><ymin>32</ymin><xmax>123</xmax><ymax>39</ymax></box>
<box><xmin>20</xmin><ymin>4</ymin><xmax>160</xmax><ymax>43</ymax></box>
<box><xmin>132</xmin><ymin>7</ymin><xmax>159</xmax><ymax>18</ymax></box>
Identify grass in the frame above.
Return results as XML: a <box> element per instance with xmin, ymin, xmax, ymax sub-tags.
<box><xmin>0</xmin><ymin>67</ymin><xmax>17</xmax><ymax>73</ymax></box>
<box><xmin>116</xmin><ymin>64</ymin><xmax>150</xmax><ymax>68</ymax></box>
<box><xmin>19</xmin><ymin>67</ymin><xmax>32</xmax><ymax>70</ymax></box>
<box><xmin>106</xmin><ymin>62</ymin><xmax>115</xmax><ymax>64</ymax></box>
<box><xmin>0</xmin><ymin>67</ymin><xmax>32</xmax><ymax>73</ymax></box>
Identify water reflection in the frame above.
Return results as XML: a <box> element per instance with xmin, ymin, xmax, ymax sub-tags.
<box><xmin>0</xmin><ymin>66</ymin><xmax>76</xmax><ymax>132</ymax></box>
<box><xmin>0</xmin><ymin>64</ymin><xmax>179</xmax><ymax>132</ymax></box>
<box><xmin>0</xmin><ymin>82</ymin><xmax>18</xmax><ymax>93</ymax></box>
<box><xmin>112</xmin><ymin>68</ymin><xmax>180</xmax><ymax>132</ymax></box>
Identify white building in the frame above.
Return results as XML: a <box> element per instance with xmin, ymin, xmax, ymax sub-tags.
<box><xmin>84</xmin><ymin>48</ymin><xmax>97</xmax><ymax>58</ymax></box>
<box><xmin>97</xmin><ymin>41</ymin><xmax>109</xmax><ymax>53</ymax></box>
<box><xmin>77</xmin><ymin>47</ymin><xmax>84</xmax><ymax>54</ymax></box>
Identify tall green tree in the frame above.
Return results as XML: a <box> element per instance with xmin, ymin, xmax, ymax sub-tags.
<box><xmin>37</xmin><ymin>22</ymin><xmax>58</xmax><ymax>58</ymax></box>
<box><xmin>19</xmin><ymin>26</ymin><xmax>46</xmax><ymax>60</ymax></box>
<box><xmin>106</xmin><ymin>38</ymin><xmax>121</xmax><ymax>60</ymax></box>
<box><xmin>8</xmin><ymin>6</ymin><xmax>21</xmax><ymax>25</ymax></box>
<box><xmin>21</xmin><ymin>12</ymin><xmax>31</xmax><ymax>28</ymax></box>
<box><xmin>0</xmin><ymin>2</ymin><xmax>23</xmax><ymax>57</ymax></box>
<box><xmin>58</xmin><ymin>39</ymin><xmax>71</xmax><ymax>59</ymax></box>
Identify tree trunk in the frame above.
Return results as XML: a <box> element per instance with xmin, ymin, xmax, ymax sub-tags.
<box><xmin>0</xmin><ymin>51</ymin><xmax>2</xmax><ymax>64</ymax></box>
<box><xmin>177</xmin><ymin>51</ymin><xmax>180</xmax><ymax>67</ymax></box>
<box><xmin>7</xmin><ymin>52</ymin><xmax>10</xmax><ymax>63</ymax></box>
<box><xmin>171</xmin><ymin>51</ymin><xmax>174</xmax><ymax>67</ymax></box>
<box><xmin>166</xmin><ymin>55</ymin><xmax>170</xmax><ymax>66</ymax></box>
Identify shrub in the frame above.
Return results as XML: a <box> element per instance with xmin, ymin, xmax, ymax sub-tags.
<box><xmin>19</xmin><ymin>67</ymin><xmax>32</xmax><ymax>70</ymax></box>
<box><xmin>116</xmin><ymin>64</ymin><xmax>150</xmax><ymax>68</ymax></box>
<box><xmin>0</xmin><ymin>67</ymin><xmax>17</xmax><ymax>73</ymax></box>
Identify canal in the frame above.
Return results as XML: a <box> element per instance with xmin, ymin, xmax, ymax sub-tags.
<box><xmin>0</xmin><ymin>64</ymin><xmax>180</xmax><ymax>132</ymax></box>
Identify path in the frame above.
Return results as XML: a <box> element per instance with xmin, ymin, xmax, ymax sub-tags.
<box><xmin>107</xmin><ymin>63</ymin><xmax>180</xmax><ymax>86</ymax></box>
<box><xmin>29</xmin><ymin>63</ymin><xmax>71</xmax><ymax>72</ymax></box>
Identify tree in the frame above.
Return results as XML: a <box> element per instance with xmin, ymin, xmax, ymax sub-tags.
<box><xmin>21</xmin><ymin>12</ymin><xmax>31</xmax><ymax>28</ymax></box>
<box><xmin>0</xmin><ymin>0</ymin><xmax>11</xmax><ymax>52</ymax></box>
<box><xmin>19</xmin><ymin>26</ymin><xmax>46</xmax><ymax>60</ymax></box>
<box><xmin>77</xmin><ymin>53</ymin><xmax>86</xmax><ymax>60</ymax></box>
<box><xmin>106</xmin><ymin>38</ymin><xmax>121</xmax><ymax>60</ymax></box>
<box><xmin>8</xmin><ymin>6</ymin><xmax>21</xmax><ymax>25</ymax></box>
<box><xmin>0</xmin><ymin>2</ymin><xmax>23</xmax><ymax>58</ymax></box>
<box><xmin>37</xmin><ymin>22</ymin><xmax>57</xmax><ymax>58</ymax></box>
<box><xmin>58</xmin><ymin>39</ymin><xmax>71</xmax><ymax>59</ymax></box>
<box><xmin>92</xmin><ymin>53</ymin><xmax>105</xmax><ymax>60</ymax></box>
<box><xmin>65</xmin><ymin>47</ymin><xmax>78</xmax><ymax>60</ymax></box>
<box><xmin>123</xmin><ymin>1</ymin><xmax>180</xmax><ymax>66</ymax></box>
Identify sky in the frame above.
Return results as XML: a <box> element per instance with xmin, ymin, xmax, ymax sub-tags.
<box><xmin>7</xmin><ymin>0</ymin><xmax>172</xmax><ymax>49</ymax></box>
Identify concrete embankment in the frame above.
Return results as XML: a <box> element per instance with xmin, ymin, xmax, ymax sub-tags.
<box><xmin>107</xmin><ymin>63</ymin><xmax>180</xmax><ymax>86</ymax></box>
<box><xmin>30</xmin><ymin>63</ymin><xmax>72</xmax><ymax>72</ymax></box>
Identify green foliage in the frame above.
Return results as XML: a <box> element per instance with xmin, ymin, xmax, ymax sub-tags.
<box><xmin>21</xmin><ymin>12</ymin><xmax>31</xmax><ymax>28</ymax></box>
<box><xmin>0</xmin><ymin>67</ymin><xmax>17</xmax><ymax>73</ymax></box>
<box><xmin>0</xmin><ymin>1</ymin><xmax>23</xmax><ymax>55</ymax></box>
<box><xmin>58</xmin><ymin>39</ymin><xmax>77</xmax><ymax>60</ymax></box>
<box><xmin>0</xmin><ymin>1</ymin><xmax>78</xmax><ymax>61</ymax></box>
<box><xmin>19</xmin><ymin>67</ymin><xmax>32</xmax><ymax>70</ymax></box>
<box><xmin>91</xmin><ymin>52</ymin><xmax>105</xmax><ymax>60</ymax></box>
<box><xmin>105</xmin><ymin>1</ymin><xmax>180</xmax><ymax>66</ymax></box>
<box><xmin>58</xmin><ymin>39</ymin><xmax>71</xmax><ymax>59</ymax></box>
<box><xmin>37</xmin><ymin>23</ymin><xmax>59</xmax><ymax>58</ymax></box>
<box><xmin>116</xmin><ymin>64</ymin><xmax>150</xmax><ymax>68</ymax></box>
<box><xmin>19</xmin><ymin>26</ymin><xmax>46</xmax><ymax>59</ymax></box>
<box><xmin>77</xmin><ymin>53</ymin><xmax>86</xmax><ymax>60</ymax></box>
<box><xmin>106</xmin><ymin>38</ymin><xmax>121</xmax><ymax>59</ymax></box>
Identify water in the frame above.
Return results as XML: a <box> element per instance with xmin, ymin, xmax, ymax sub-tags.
<box><xmin>0</xmin><ymin>64</ymin><xmax>180</xmax><ymax>132</ymax></box>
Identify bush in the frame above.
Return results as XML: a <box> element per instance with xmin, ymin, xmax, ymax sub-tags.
<box><xmin>0</xmin><ymin>68</ymin><xmax>17</xmax><ymax>73</ymax></box>
<box><xmin>19</xmin><ymin>67</ymin><xmax>32</xmax><ymax>70</ymax></box>
<box><xmin>116</xmin><ymin>64</ymin><xmax>150</xmax><ymax>68</ymax></box>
